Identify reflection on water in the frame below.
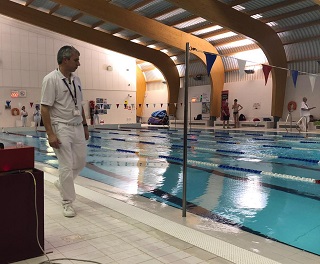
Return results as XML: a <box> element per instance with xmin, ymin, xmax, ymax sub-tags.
<box><xmin>2</xmin><ymin>129</ymin><xmax>320</xmax><ymax>255</ymax></box>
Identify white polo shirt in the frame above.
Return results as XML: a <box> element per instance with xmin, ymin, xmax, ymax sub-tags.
<box><xmin>41</xmin><ymin>69</ymin><xmax>83</xmax><ymax>125</ymax></box>
<box><xmin>300</xmin><ymin>101</ymin><xmax>310</xmax><ymax>117</ymax></box>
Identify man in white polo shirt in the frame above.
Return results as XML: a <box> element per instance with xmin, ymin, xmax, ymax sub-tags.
<box><xmin>300</xmin><ymin>97</ymin><xmax>315</xmax><ymax>132</ymax></box>
<box><xmin>41</xmin><ymin>46</ymin><xmax>89</xmax><ymax>217</ymax></box>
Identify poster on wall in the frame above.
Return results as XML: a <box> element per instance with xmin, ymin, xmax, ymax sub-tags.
<box><xmin>202</xmin><ymin>92</ymin><xmax>210</xmax><ymax>103</ymax></box>
<box><xmin>96</xmin><ymin>98</ymin><xmax>108</xmax><ymax>114</ymax></box>
<box><xmin>202</xmin><ymin>102</ymin><xmax>210</xmax><ymax>114</ymax></box>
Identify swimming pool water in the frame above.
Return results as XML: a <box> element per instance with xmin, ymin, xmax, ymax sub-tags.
<box><xmin>2</xmin><ymin>128</ymin><xmax>320</xmax><ymax>255</ymax></box>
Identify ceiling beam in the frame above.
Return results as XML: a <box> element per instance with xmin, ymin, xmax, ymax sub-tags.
<box><xmin>50</xmin><ymin>0</ymin><xmax>225</xmax><ymax>118</ymax></box>
<box><xmin>167</xmin><ymin>0</ymin><xmax>288</xmax><ymax>118</ymax></box>
<box><xmin>0</xmin><ymin>0</ymin><xmax>180</xmax><ymax>115</ymax></box>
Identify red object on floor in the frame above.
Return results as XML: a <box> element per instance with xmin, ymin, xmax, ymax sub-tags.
<box><xmin>0</xmin><ymin>146</ymin><xmax>34</xmax><ymax>172</ymax></box>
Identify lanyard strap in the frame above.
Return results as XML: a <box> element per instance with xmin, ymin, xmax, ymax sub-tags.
<box><xmin>62</xmin><ymin>79</ymin><xmax>77</xmax><ymax>106</ymax></box>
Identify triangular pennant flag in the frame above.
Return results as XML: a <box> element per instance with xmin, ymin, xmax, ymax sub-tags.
<box><xmin>309</xmin><ymin>75</ymin><xmax>317</xmax><ymax>92</ymax></box>
<box><xmin>262</xmin><ymin>65</ymin><xmax>272</xmax><ymax>85</ymax></box>
<box><xmin>131</xmin><ymin>103</ymin><xmax>135</xmax><ymax>108</ymax></box>
<box><xmin>174</xmin><ymin>103</ymin><xmax>177</xmax><ymax>108</ymax></box>
<box><xmin>291</xmin><ymin>70</ymin><xmax>299</xmax><ymax>88</ymax></box>
<box><xmin>30</xmin><ymin>102</ymin><xmax>33</xmax><ymax>108</ymax></box>
<box><xmin>139</xmin><ymin>104</ymin><xmax>142</xmax><ymax>108</ymax></box>
<box><xmin>180</xmin><ymin>103</ymin><xmax>183</xmax><ymax>106</ymax></box>
<box><xmin>237</xmin><ymin>59</ymin><xmax>246</xmax><ymax>79</ymax></box>
<box><xmin>153</xmin><ymin>104</ymin><xmax>156</xmax><ymax>108</ymax></box>
<box><xmin>116</xmin><ymin>104</ymin><xmax>119</xmax><ymax>108</ymax></box>
<box><xmin>124</xmin><ymin>104</ymin><xmax>127</xmax><ymax>108</ymax></box>
<box><xmin>167</xmin><ymin>103</ymin><xmax>170</xmax><ymax>107</ymax></box>
<box><xmin>108</xmin><ymin>104</ymin><xmax>111</xmax><ymax>109</ymax></box>
<box><xmin>161</xmin><ymin>103</ymin><xmax>163</xmax><ymax>107</ymax></box>
<box><xmin>204</xmin><ymin>52</ymin><xmax>217</xmax><ymax>76</ymax></box>
<box><xmin>146</xmin><ymin>104</ymin><xmax>149</xmax><ymax>108</ymax></box>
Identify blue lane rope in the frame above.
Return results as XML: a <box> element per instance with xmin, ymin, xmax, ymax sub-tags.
<box><xmin>86</xmin><ymin>143</ymin><xmax>320</xmax><ymax>184</ymax></box>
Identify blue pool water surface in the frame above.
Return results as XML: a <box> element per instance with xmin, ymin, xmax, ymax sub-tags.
<box><xmin>2</xmin><ymin>128</ymin><xmax>320</xmax><ymax>255</ymax></box>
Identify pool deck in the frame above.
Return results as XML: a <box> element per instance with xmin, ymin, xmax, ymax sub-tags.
<box><xmin>4</xmin><ymin>125</ymin><xmax>320</xmax><ymax>264</ymax></box>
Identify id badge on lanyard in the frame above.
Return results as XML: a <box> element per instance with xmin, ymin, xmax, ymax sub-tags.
<box><xmin>63</xmin><ymin>78</ymin><xmax>81</xmax><ymax>116</ymax></box>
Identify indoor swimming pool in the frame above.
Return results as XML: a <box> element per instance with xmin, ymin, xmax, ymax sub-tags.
<box><xmin>1</xmin><ymin>127</ymin><xmax>320</xmax><ymax>256</ymax></box>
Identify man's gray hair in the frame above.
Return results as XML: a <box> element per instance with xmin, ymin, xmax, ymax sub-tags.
<box><xmin>57</xmin><ymin>46</ymin><xmax>80</xmax><ymax>64</ymax></box>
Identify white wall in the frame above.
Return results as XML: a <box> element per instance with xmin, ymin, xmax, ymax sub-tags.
<box><xmin>0</xmin><ymin>15</ymin><xmax>136</xmax><ymax>127</ymax></box>
<box><xmin>282</xmin><ymin>75</ymin><xmax>320</xmax><ymax>122</ymax></box>
<box><xmin>142</xmin><ymin>82</ymin><xmax>168</xmax><ymax>118</ymax></box>
<box><xmin>224</xmin><ymin>79</ymin><xmax>272</xmax><ymax>121</ymax></box>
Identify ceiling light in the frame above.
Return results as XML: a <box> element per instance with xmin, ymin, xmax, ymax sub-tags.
<box><xmin>161</xmin><ymin>49</ymin><xmax>168</xmax><ymax>53</ymax></box>
<box><xmin>251</xmin><ymin>14</ymin><xmax>262</xmax><ymax>19</ymax></box>
<box><xmin>266</xmin><ymin>22</ymin><xmax>278</xmax><ymax>27</ymax></box>
<box><xmin>233</xmin><ymin>5</ymin><xmax>245</xmax><ymax>11</ymax></box>
<box><xmin>147</xmin><ymin>44</ymin><xmax>156</xmax><ymax>48</ymax></box>
<box><xmin>131</xmin><ymin>39</ymin><xmax>140</xmax><ymax>43</ymax></box>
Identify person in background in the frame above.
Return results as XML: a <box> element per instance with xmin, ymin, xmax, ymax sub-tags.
<box><xmin>300</xmin><ymin>97</ymin><xmax>315</xmax><ymax>132</ymax></box>
<box><xmin>93</xmin><ymin>105</ymin><xmax>100</xmax><ymax>125</ymax></box>
<box><xmin>221</xmin><ymin>100</ymin><xmax>230</xmax><ymax>129</ymax></box>
<box><xmin>20</xmin><ymin>106</ymin><xmax>28</xmax><ymax>127</ymax></box>
<box><xmin>232</xmin><ymin>99</ymin><xmax>243</xmax><ymax>128</ymax></box>
<box><xmin>41</xmin><ymin>45</ymin><xmax>89</xmax><ymax>217</ymax></box>
<box><xmin>33</xmin><ymin>105</ymin><xmax>41</xmax><ymax>131</ymax></box>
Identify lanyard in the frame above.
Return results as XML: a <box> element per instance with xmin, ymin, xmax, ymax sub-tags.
<box><xmin>62</xmin><ymin>79</ymin><xmax>77</xmax><ymax>106</ymax></box>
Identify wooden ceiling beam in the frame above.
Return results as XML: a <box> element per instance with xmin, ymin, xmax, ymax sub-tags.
<box><xmin>167</xmin><ymin>0</ymin><xmax>288</xmax><ymax>118</ymax></box>
<box><xmin>227</xmin><ymin>0</ymin><xmax>250</xmax><ymax>6</ymax></box>
<box><xmin>51</xmin><ymin>0</ymin><xmax>225</xmax><ymax>117</ymax></box>
<box><xmin>0</xmin><ymin>0</ymin><xmax>180</xmax><ymax>115</ymax></box>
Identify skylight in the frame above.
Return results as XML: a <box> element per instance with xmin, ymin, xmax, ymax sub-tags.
<box><xmin>192</xmin><ymin>25</ymin><xmax>222</xmax><ymax>36</ymax></box>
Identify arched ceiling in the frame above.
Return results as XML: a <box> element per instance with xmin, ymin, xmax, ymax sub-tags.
<box><xmin>1</xmin><ymin>0</ymin><xmax>320</xmax><ymax>117</ymax></box>
<box><xmin>3</xmin><ymin>0</ymin><xmax>320</xmax><ymax>81</ymax></box>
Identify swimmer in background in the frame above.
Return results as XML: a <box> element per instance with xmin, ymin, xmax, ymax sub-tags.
<box><xmin>232</xmin><ymin>99</ymin><xmax>243</xmax><ymax>128</ymax></box>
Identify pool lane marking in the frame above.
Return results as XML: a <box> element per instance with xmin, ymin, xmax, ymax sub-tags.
<box><xmin>90</xmin><ymin>134</ymin><xmax>320</xmax><ymax>164</ymax></box>
<box><xmin>5</xmin><ymin>131</ymin><xmax>320</xmax><ymax>166</ymax></box>
<box><xmin>92</xmin><ymin>130</ymin><xmax>320</xmax><ymax>153</ymax></box>
<box><xmin>87</xmin><ymin>144</ymin><xmax>320</xmax><ymax>184</ymax></box>
<box><xmin>5</xmin><ymin>131</ymin><xmax>320</xmax><ymax>180</ymax></box>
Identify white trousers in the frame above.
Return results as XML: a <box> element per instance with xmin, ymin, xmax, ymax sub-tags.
<box><xmin>21</xmin><ymin>116</ymin><xmax>27</xmax><ymax>127</ymax></box>
<box><xmin>300</xmin><ymin>115</ymin><xmax>310</xmax><ymax>131</ymax></box>
<box><xmin>52</xmin><ymin>123</ymin><xmax>87</xmax><ymax>204</ymax></box>
<box><xmin>93</xmin><ymin>114</ymin><xmax>99</xmax><ymax>125</ymax></box>
<box><xmin>34</xmin><ymin>117</ymin><xmax>41</xmax><ymax>127</ymax></box>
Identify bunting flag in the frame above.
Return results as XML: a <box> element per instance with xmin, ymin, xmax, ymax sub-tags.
<box><xmin>146</xmin><ymin>104</ymin><xmax>149</xmax><ymax>108</ymax></box>
<box><xmin>116</xmin><ymin>104</ymin><xmax>119</xmax><ymax>108</ymax></box>
<box><xmin>124</xmin><ymin>104</ymin><xmax>127</xmax><ymax>109</ymax></box>
<box><xmin>167</xmin><ymin>103</ymin><xmax>170</xmax><ymax>107</ymax></box>
<box><xmin>30</xmin><ymin>102</ymin><xmax>33</xmax><ymax>108</ymax></box>
<box><xmin>204</xmin><ymin>52</ymin><xmax>217</xmax><ymax>76</ymax></box>
<box><xmin>237</xmin><ymin>59</ymin><xmax>246</xmax><ymax>79</ymax></box>
<box><xmin>153</xmin><ymin>104</ymin><xmax>156</xmax><ymax>108</ymax></box>
<box><xmin>174</xmin><ymin>103</ymin><xmax>177</xmax><ymax>108</ymax></box>
<box><xmin>291</xmin><ymin>70</ymin><xmax>299</xmax><ymax>88</ymax></box>
<box><xmin>139</xmin><ymin>104</ymin><xmax>142</xmax><ymax>108</ymax></box>
<box><xmin>180</xmin><ymin>102</ymin><xmax>183</xmax><ymax>106</ymax></box>
<box><xmin>309</xmin><ymin>75</ymin><xmax>317</xmax><ymax>92</ymax></box>
<box><xmin>131</xmin><ymin>103</ymin><xmax>135</xmax><ymax>108</ymax></box>
<box><xmin>161</xmin><ymin>103</ymin><xmax>163</xmax><ymax>107</ymax></box>
<box><xmin>262</xmin><ymin>64</ymin><xmax>272</xmax><ymax>85</ymax></box>
<box><xmin>107</xmin><ymin>104</ymin><xmax>111</xmax><ymax>109</ymax></box>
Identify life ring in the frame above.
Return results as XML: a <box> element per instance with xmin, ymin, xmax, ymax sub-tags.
<box><xmin>11</xmin><ymin>108</ymin><xmax>20</xmax><ymax>116</ymax></box>
<box><xmin>287</xmin><ymin>101</ymin><xmax>297</xmax><ymax>112</ymax></box>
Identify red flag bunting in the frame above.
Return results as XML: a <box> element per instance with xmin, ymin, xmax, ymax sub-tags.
<box><xmin>262</xmin><ymin>64</ymin><xmax>273</xmax><ymax>85</ymax></box>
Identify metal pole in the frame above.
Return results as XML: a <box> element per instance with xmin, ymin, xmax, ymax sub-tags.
<box><xmin>189</xmin><ymin>102</ymin><xmax>192</xmax><ymax>131</ymax></box>
<box><xmin>182</xmin><ymin>42</ymin><xmax>189</xmax><ymax>217</ymax></box>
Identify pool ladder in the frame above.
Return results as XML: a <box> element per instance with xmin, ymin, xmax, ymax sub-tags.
<box><xmin>285</xmin><ymin>111</ymin><xmax>307</xmax><ymax>133</ymax></box>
